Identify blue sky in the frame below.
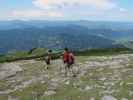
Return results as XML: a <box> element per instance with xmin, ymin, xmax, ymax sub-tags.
<box><xmin>0</xmin><ymin>0</ymin><xmax>133</xmax><ymax>21</ymax></box>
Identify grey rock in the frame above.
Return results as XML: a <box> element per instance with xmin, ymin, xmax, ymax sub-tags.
<box><xmin>65</xmin><ymin>81</ymin><xmax>70</xmax><ymax>85</ymax></box>
<box><xmin>84</xmin><ymin>85</ymin><xmax>92</xmax><ymax>91</ymax></box>
<box><xmin>8</xmin><ymin>96</ymin><xmax>19</xmax><ymax>100</ymax></box>
<box><xmin>0</xmin><ymin>63</ymin><xmax>22</xmax><ymax>79</ymax></box>
<box><xmin>102</xmin><ymin>95</ymin><xmax>117</xmax><ymax>100</ymax></box>
<box><xmin>90</xmin><ymin>97</ymin><xmax>95</xmax><ymax>100</ymax></box>
<box><xmin>129</xmin><ymin>91</ymin><xmax>133</xmax><ymax>96</ymax></box>
<box><xmin>121</xmin><ymin>98</ymin><xmax>128</xmax><ymax>100</ymax></box>
<box><xmin>44</xmin><ymin>90</ymin><xmax>56</xmax><ymax>96</ymax></box>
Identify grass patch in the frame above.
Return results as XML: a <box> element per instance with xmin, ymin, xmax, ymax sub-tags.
<box><xmin>75</xmin><ymin>48</ymin><xmax>133</xmax><ymax>56</ymax></box>
<box><xmin>0</xmin><ymin>47</ymin><xmax>132</xmax><ymax>63</ymax></box>
<box><xmin>10</xmin><ymin>82</ymin><xmax>47</xmax><ymax>100</ymax></box>
<box><xmin>0</xmin><ymin>96</ymin><xmax>8</xmax><ymax>100</ymax></box>
<box><xmin>0</xmin><ymin>80</ymin><xmax>11</xmax><ymax>91</ymax></box>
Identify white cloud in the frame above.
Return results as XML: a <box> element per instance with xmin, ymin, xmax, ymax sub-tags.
<box><xmin>32</xmin><ymin>0</ymin><xmax>117</xmax><ymax>10</ymax></box>
<box><xmin>10</xmin><ymin>10</ymin><xmax>64</xmax><ymax>19</ymax></box>
<box><xmin>5</xmin><ymin>0</ymin><xmax>130</xmax><ymax>21</ymax></box>
<box><xmin>12</xmin><ymin>10</ymin><xmax>45</xmax><ymax>17</ymax></box>
<box><xmin>119</xmin><ymin>8</ymin><xmax>127</xmax><ymax>12</ymax></box>
<box><xmin>32</xmin><ymin>0</ymin><xmax>128</xmax><ymax>20</ymax></box>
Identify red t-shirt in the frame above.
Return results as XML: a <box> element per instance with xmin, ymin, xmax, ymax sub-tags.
<box><xmin>63</xmin><ymin>52</ymin><xmax>69</xmax><ymax>63</ymax></box>
<box><xmin>63</xmin><ymin>52</ymin><xmax>74</xmax><ymax>64</ymax></box>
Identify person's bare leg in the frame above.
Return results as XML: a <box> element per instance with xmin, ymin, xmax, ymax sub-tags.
<box><xmin>70</xmin><ymin>65</ymin><xmax>76</xmax><ymax>77</ymax></box>
<box><xmin>65</xmin><ymin>64</ymin><xmax>69</xmax><ymax>77</ymax></box>
<box><xmin>45</xmin><ymin>64</ymin><xmax>48</xmax><ymax>69</ymax></box>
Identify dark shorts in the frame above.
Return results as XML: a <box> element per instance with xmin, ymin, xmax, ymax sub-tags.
<box><xmin>66</xmin><ymin>62</ymin><xmax>74</xmax><ymax>69</ymax></box>
<box><xmin>45</xmin><ymin>59</ymin><xmax>50</xmax><ymax>65</ymax></box>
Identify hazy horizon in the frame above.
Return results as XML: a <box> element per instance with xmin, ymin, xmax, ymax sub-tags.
<box><xmin>1</xmin><ymin>19</ymin><xmax>133</xmax><ymax>23</ymax></box>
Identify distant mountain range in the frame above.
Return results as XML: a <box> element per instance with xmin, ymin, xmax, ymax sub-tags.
<box><xmin>0</xmin><ymin>20</ymin><xmax>133</xmax><ymax>53</ymax></box>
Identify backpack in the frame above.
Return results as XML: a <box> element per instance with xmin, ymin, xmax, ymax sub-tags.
<box><xmin>68</xmin><ymin>53</ymin><xmax>75</xmax><ymax>64</ymax></box>
<box><xmin>63</xmin><ymin>52</ymin><xmax>75</xmax><ymax>64</ymax></box>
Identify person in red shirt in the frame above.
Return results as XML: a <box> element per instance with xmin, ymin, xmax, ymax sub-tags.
<box><xmin>62</xmin><ymin>48</ymin><xmax>75</xmax><ymax>77</ymax></box>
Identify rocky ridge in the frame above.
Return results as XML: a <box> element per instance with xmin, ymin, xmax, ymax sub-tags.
<box><xmin>0</xmin><ymin>54</ymin><xmax>133</xmax><ymax>100</ymax></box>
